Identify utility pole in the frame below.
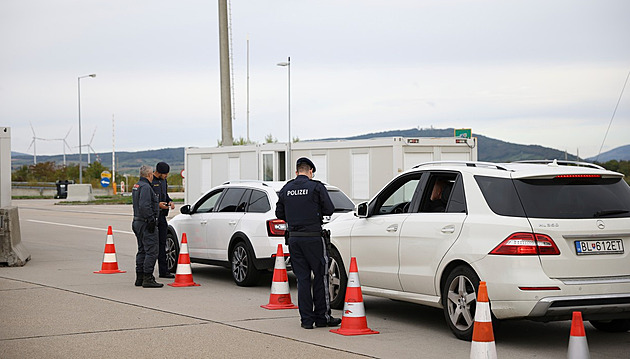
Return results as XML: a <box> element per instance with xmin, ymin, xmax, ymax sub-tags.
<box><xmin>218</xmin><ymin>0</ymin><xmax>233</xmax><ymax>146</ymax></box>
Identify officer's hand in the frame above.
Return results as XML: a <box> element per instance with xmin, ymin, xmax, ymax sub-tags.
<box><xmin>169</xmin><ymin>202</ymin><xmax>175</xmax><ymax>210</ymax></box>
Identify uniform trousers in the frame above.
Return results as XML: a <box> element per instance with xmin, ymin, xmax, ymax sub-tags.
<box><xmin>157</xmin><ymin>216</ymin><xmax>169</xmax><ymax>275</ymax></box>
<box><xmin>289</xmin><ymin>236</ymin><xmax>331</xmax><ymax>326</ymax></box>
<box><xmin>133</xmin><ymin>220</ymin><xmax>159</xmax><ymax>274</ymax></box>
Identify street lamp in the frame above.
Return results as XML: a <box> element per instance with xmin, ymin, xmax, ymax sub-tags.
<box><xmin>277</xmin><ymin>57</ymin><xmax>291</xmax><ymax>180</ymax></box>
<box><xmin>78</xmin><ymin>73</ymin><xmax>96</xmax><ymax>184</ymax></box>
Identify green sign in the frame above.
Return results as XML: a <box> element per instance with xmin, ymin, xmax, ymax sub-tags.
<box><xmin>454</xmin><ymin>129</ymin><xmax>472</xmax><ymax>139</ymax></box>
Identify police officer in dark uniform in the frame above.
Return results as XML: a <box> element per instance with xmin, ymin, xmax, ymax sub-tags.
<box><xmin>132</xmin><ymin>165</ymin><xmax>163</xmax><ymax>288</ymax></box>
<box><xmin>152</xmin><ymin>161</ymin><xmax>175</xmax><ymax>279</ymax></box>
<box><xmin>276</xmin><ymin>157</ymin><xmax>341</xmax><ymax>329</ymax></box>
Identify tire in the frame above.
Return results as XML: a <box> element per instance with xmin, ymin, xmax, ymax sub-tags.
<box><xmin>231</xmin><ymin>241</ymin><xmax>260</xmax><ymax>287</ymax></box>
<box><xmin>166</xmin><ymin>232</ymin><xmax>180</xmax><ymax>273</ymax></box>
<box><xmin>442</xmin><ymin>265</ymin><xmax>481</xmax><ymax>341</ymax></box>
<box><xmin>589</xmin><ymin>319</ymin><xmax>630</xmax><ymax>332</ymax></box>
<box><xmin>328</xmin><ymin>247</ymin><xmax>347</xmax><ymax>310</ymax></box>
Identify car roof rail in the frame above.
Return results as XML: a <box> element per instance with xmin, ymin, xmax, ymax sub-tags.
<box><xmin>221</xmin><ymin>180</ymin><xmax>271</xmax><ymax>187</ymax></box>
<box><xmin>411</xmin><ymin>161</ymin><xmax>511</xmax><ymax>171</ymax></box>
<box><xmin>512</xmin><ymin>159</ymin><xmax>605</xmax><ymax>170</ymax></box>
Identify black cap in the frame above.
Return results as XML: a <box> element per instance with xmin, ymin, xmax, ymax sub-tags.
<box><xmin>156</xmin><ymin>162</ymin><xmax>170</xmax><ymax>174</ymax></box>
<box><xmin>296</xmin><ymin>157</ymin><xmax>316</xmax><ymax>173</ymax></box>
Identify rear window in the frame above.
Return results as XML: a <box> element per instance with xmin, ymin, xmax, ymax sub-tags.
<box><xmin>476</xmin><ymin>175</ymin><xmax>630</xmax><ymax>219</ymax></box>
<box><xmin>514</xmin><ymin>177</ymin><xmax>630</xmax><ymax>219</ymax></box>
<box><xmin>329</xmin><ymin>190</ymin><xmax>355</xmax><ymax>212</ymax></box>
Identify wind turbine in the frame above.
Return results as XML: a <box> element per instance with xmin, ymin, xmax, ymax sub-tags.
<box><xmin>26</xmin><ymin>122</ymin><xmax>45</xmax><ymax>164</ymax></box>
<box><xmin>77</xmin><ymin>127</ymin><xmax>99</xmax><ymax>164</ymax></box>
<box><xmin>50</xmin><ymin>127</ymin><xmax>74</xmax><ymax>166</ymax></box>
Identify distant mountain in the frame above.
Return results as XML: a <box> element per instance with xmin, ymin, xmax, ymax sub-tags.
<box><xmin>322</xmin><ymin>128</ymin><xmax>581</xmax><ymax>162</ymax></box>
<box><xmin>11</xmin><ymin>151</ymin><xmax>30</xmax><ymax>157</ymax></box>
<box><xmin>12</xmin><ymin>128</ymin><xmax>627</xmax><ymax>172</ymax></box>
<box><xmin>586</xmin><ymin>144</ymin><xmax>630</xmax><ymax>162</ymax></box>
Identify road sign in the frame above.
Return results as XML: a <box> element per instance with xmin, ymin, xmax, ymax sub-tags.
<box><xmin>454</xmin><ymin>128</ymin><xmax>472</xmax><ymax>139</ymax></box>
<box><xmin>101</xmin><ymin>171</ymin><xmax>112</xmax><ymax>179</ymax></box>
<box><xmin>181</xmin><ymin>169</ymin><xmax>185</xmax><ymax>178</ymax></box>
<box><xmin>100</xmin><ymin>177</ymin><xmax>111</xmax><ymax>188</ymax></box>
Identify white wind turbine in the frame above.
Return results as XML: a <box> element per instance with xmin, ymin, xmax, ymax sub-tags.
<box><xmin>77</xmin><ymin>127</ymin><xmax>99</xmax><ymax>164</ymax></box>
<box><xmin>26</xmin><ymin>122</ymin><xmax>45</xmax><ymax>164</ymax></box>
<box><xmin>49</xmin><ymin>127</ymin><xmax>74</xmax><ymax>166</ymax></box>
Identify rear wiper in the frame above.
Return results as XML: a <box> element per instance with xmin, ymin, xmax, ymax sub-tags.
<box><xmin>594</xmin><ymin>209</ymin><xmax>630</xmax><ymax>217</ymax></box>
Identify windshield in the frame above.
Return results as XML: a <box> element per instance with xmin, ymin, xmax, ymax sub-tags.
<box><xmin>328</xmin><ymin>190</ymin><xmax>355</xmax><ymax>212</ymax></box>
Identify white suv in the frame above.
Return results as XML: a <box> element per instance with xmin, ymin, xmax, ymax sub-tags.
<box><xmin>324</xmin><ymin>160</ymin><xmax>630</xmax><ymax>340</ymax></box>
<box><xmin>166</xmin><ymin>181</ymin><xmax>355</xmax><ymax>286</ymax></box>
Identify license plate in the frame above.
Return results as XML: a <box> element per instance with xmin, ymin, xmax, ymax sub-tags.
<box><xmin>575</xmin><ymin>240</ymin><xmax>624</xmax><ymax>255</ymax></box>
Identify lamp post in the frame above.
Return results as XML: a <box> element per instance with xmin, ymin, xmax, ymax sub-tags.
<box><xmin>78</xmin><ymin>73</ymin><xmax>96</xmax><ymax>184</ymax></box>
<box><xmin>277</xmin><ymin>57</ymin><xmax>291</xmax><ymax>180</ymax></box>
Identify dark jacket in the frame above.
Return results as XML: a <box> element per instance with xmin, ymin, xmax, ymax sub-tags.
<box><xmin>151</xmin><ymin>176</ymin><xmax>172</xmax><ymax>217</ymax></box>
<box><xmin>275</xmin><ymin>175</ymin><xmax>334</xmax><ymax>232</ymax></box>
<box><xmin>132</xmin><ymin>177</ymin><xmax>158</xmax><ymax>221</ymax></box>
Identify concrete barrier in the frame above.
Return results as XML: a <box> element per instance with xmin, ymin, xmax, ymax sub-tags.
<box><xmin>66</xmin><ymin>184</ymin><xmax>96</xmax><ymax>202</ymax></box>
<box><xmin>0</xmin><ymin>207</ymin><xmax>31</xmax><ymax>266</ymax></box>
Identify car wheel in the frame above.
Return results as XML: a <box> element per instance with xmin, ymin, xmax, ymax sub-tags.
<box><xmin>231</xmin><ymin>241</ymin><xmax>260</xmax><ymax>287</ymax></box>
<box><xmin>442</xmin><ymin>265</ymin><xmax>481</xmax><ymax>341</ymax></box>
<box><xmin>589</xmin><ymin>319</ymin><xmax>630</xmax><ymax>332</ymax></box>
<box><xmin>166</xmin><ymin>232</ymin><xmax>180</xmax><ymax>273</ymax></box>
<box><xmin>328</xmin><ymin>247</ymin><xmax>347</xmax><ymax>309</ymax></box>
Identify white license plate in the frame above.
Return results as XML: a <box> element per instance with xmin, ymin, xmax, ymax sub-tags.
<box><xmin>574</xmin><ymin>240</ymin><xmax>624</xmax><ymax>255</ymax></box>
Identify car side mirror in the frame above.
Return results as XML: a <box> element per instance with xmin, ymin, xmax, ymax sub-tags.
<box><xmin>180</xmin><ymin>204</ymin><xmax>191</xmax><ymax>215</ymax></box>
<box><xmin>356</xmin><ymin>202</ymin><xmax>369</xmax><ymax>218</ymax></box>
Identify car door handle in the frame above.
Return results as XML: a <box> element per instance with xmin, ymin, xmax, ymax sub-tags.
<box><xmin>386</xmin><ymin>224</ymin><xmax>398</xmax><ymax>232</ymax></box>
<box><xmin>228</xmin><ymin>221</ymin><xmax>237</xmax><ymax>226</ymax></box>
<box><xmin>441</xmin><ymin>225</ymin><xmax>455</xmax><ymax>234</ymax></box>
<box><xmin>200</xmin><ymin>220</ymin><xmax>208</xmax><ymax>225</ymax></box>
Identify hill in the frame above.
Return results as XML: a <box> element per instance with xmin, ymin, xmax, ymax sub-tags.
<box><xmin>12</xmin><ymin>128</ymin><xmax>629</xmax><ymax>172</ymax></box>
<box><xmin>322</xmin><ymin>128</ymin><xmax>581</xmax><ymax>162</ymax></box>
<box><xmin>586</xmin><ymin>144</ymin><xmax>630</xmax><ymax>162</ymax></box>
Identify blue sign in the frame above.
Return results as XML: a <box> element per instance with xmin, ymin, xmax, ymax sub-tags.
<box><xmin>100</xmin><ymin>177</ymin><xmax>111</xmax><ymax>188</ymax></box>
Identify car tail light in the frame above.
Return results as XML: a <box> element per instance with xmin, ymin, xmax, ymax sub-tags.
<box><xmin>267</xmin><ymin>219</ymin><xmax>287</xmax><ymax>237</ymax></box>
<box><xmin>489</xmin><ymin>233</ymin><xmax>560</xmax><ymax>255</ymax></box>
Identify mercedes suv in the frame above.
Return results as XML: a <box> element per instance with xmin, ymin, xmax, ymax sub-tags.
<box><xmin>166</xmin><ymin>181</ymin><xmax>354</xmax><ymax>286</ymax></box>
<box><xmin>324</xmin><ymin>160</ymin><xmax>630</xmax><ymax>340</ymax></box>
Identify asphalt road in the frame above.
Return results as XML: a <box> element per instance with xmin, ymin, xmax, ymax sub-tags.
<box><xmin>1</xmin><ymin>199</ymin><xmax>628</xmax><ymax>358</ymax></box>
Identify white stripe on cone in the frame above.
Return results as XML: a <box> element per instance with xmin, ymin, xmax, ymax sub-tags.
<box><xmin>270</xmin><ymin>280</ymin><xmax>290</xmax><ymax>294</ymax></box>
<box><xmin>106</xmin><ymin>235</ymin><xmax>114</xmax><ymax>244</ymax></box>
<box><xmin>347</xmin><ymin>272</ymin><xmax>360</xmax><ymax>287</ymax></box>
<box><xmin>175</xmin><ymin>265</ymin><xmax>192</xmax><ymax>275</ymax></box>
<box><xmin>567</xmin><ymin>337</ymin><xmax>590</xmax><ymax>359</ymax></box>
<box><xmin>103</xmin><ymin>253</ymin><xmax>117</xmax><ymax>262</ymax></box>
<box><xmin>470</xmin><ymin>342</ymin><xmax>497</xmax><ymax>359</ymax></box>
<box><xmin>342</xmin><ymin>301</ymin><xmax>366</xmax><ymax>318</ymax></box>
<box><xmin>474</xmin><ymin>302</ymin><xmax>492</xmax><ymax>322</ymax></box>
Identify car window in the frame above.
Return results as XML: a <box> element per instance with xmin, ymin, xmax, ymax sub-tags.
<box><xmin>371</xmin><ymin>173</ymin><xmax>423</xmax><ymax>215</ymax></box>
<box><xmin>248</xmin><ymin>189</ymin><xmax>271</xmax><ymax>213</ymax></box>
<box><xmin>216</xmin><ymin>188</ymin><xmax>248</xmax><ymax>212</ymax></box>
<box><xmin>419</xmin><ymin>173</ymin><xmax>459</xmax><ymax>213</ymax></box>
<box><xmin>445</xmin><ymin>175</ymin><xmax>467</xmax><ymax>213</ymax></box>
<box><xmin>514</xmin><ymin>177</ymin><xmax>630</xmax><ymax>219</ymax></box>
<box><xmin>328</xmin><ymin>189</ymin><xmax>355</xmax><ymax>212</ymax></box>
<box><xmin>236</xmin><ymin>189</ymin><xmax>252</xmax><ymax>212</ymax></box>
<box><xmin>475</xmin><ymin>176</ymin><xmax>526</xmax><ymax>217</ymax></box>
<box><xmin>195</xmin><ymin>190</ymin><xmax>224</xmax><ymax>213</ymax></box>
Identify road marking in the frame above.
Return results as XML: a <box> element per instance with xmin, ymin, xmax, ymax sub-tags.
<box><xmin>27</xmin><ymin>219</ymin><xmax>134</xmax><ymax>235</ymax></box>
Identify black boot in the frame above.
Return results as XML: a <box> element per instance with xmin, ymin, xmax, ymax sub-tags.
<box><xmin>135</xmin><ymin>272</ymin><xmax>143</xmax><ymax>287</ymax></box>
<box><xmin>142</xmin><ymin>273</ymin><xmax>164</xmax><ymax>288</ymax></box>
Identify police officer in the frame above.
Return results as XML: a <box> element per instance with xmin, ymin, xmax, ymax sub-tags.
<box><xmin>132</xmin><ymin>165</ymin><xmax>163</xmax><ymax>288</ymax></box>
<box><xmin>276</xmin><ymin>157</ymin><xmax>341</xmax><ymax>329</ymax></box>
<box><xmin>152</xmin><ymin>161</ymin><xmax>175</xmax><ymax>279</ymax></box>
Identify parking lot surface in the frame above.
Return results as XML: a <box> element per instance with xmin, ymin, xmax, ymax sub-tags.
<box><xmin>1</xmin><ymin>199</ymin><xmax>628</xmax><ymax>358</ymax></box>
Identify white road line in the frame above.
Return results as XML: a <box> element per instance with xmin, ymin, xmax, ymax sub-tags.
<box><xmin>27</xmin><ymin>219</ymin><xmax>134</xmax><ymax>235</ymax></box>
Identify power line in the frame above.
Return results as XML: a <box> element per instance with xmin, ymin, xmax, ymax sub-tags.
<box><xmin>595</xmin><ymin>68</ymin><xmax>630</xmax><ymax>162</ymax></box>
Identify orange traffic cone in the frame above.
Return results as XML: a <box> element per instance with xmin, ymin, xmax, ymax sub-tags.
<box><xmin>470</xmin><ymin>281</ymin><xmax>497</xmax><ymax>359</ymax></box>
<box><xmin>567</xmin><ymin>311</ymin><xmax>590</xmax><ymax>359</ymax></box>
<box><xmin>330</xmin><ymin>257</ymin><xmax>379</xmax><ymax>336</ymax></box>
<box><xmin>261</xmin><ymin>244</ymin><xmax>298</xmax><ymax>310</ymax></box>
<box><xmin>168</xmin><ymin>233</ymin><xmax>200</xmax><ymax>287</ymax></box>
<box><xmin>94</xmin><ymin>226</ymin><xmax>126</xmax><ymax>274</ymax></box>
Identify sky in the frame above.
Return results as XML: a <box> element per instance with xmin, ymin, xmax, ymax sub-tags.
<box><xmin>1</xmin><ymin>0</ymin><xmax>629</xmax><ymax>160</ymax></box>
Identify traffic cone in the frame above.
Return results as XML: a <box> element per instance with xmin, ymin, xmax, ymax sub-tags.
<box><xmin>330</xmin><ymin>257</ymin><xmax>379</xmax><ymax>335</ymax></box>
<box><xmin>567</xmin><ymin>311</ymin><xmax>590</xmax><ymax>359</ymax></box>
<box><xmin>94</xmin><ymin>226</ymin><xmax>126</xmax><ymax>274</ymax></box>
<box><xmin>261</xmin><ymin>244</ymin><xmax>298</xmax><ymax>310</ymax></box>
<box><xmin>168</xmin><ymin>233</ymin><xmax>200</xmax><ymax>287</ymax></box>
<box><xmin>470</xmin><ymin>281</ymin><xmax>497</xmax><ymax>359</ymax></box>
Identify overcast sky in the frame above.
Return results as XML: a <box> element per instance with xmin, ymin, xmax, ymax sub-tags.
<box><xmin>2</xmin><ymin>0</ymin><xmax>629</xmax><ymax>159</ymax></box>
